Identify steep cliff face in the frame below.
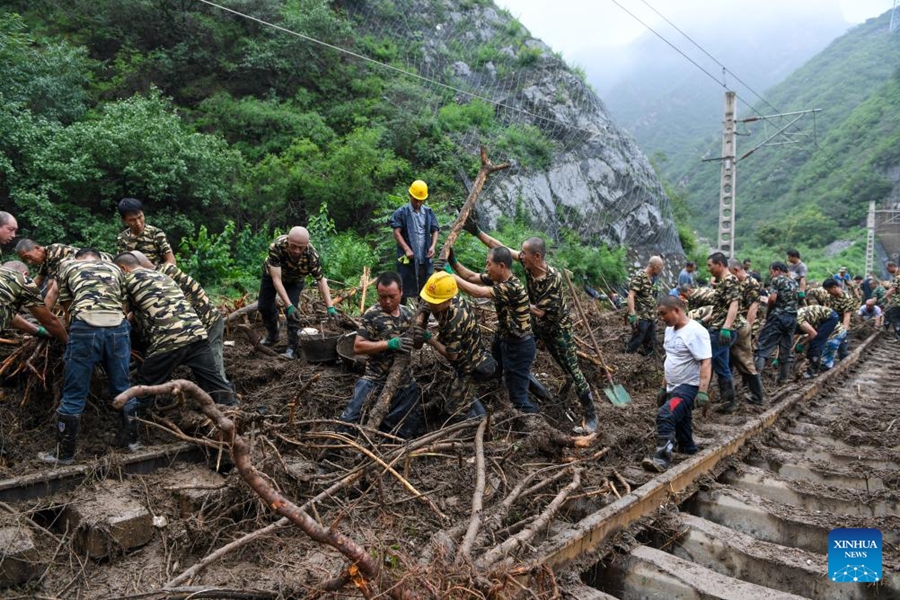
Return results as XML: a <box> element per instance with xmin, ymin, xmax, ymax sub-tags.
<box><xmin>352</xmin><ymin>0</ymin><xmax>684</xmax><ymax>273</ymax></box>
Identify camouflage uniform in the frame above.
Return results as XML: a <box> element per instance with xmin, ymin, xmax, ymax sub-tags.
<box><xmin>479</xmin><ymin>273</ymin><xmax>539</xmax><ymax>413</ymax></box>
<box><xmin>797</xmin><ymin>305</ymin><xmax>843</xmax><ymax>371</ymax></box>
<box><xmin>704</xmin><ymin>273</ymin><xmax>743</xmax><ymax>403</ymax></box>
<box><xmin>729</xmin><ymin>276</ymin><xmax>761</xmax><ymax>380</ymax></box>
<box><xmin>525</xmin><ymin>266</ymin><xmax>592</xmax><ymax>409</ymax></box>
<box><xmin>156</xmin><ymin>263</ymin><xmax>227</xmax><ymax>382</ymax></box>
<box><xmin>687</xmin><ymin>287</ymin><xmax>715</xmax><ymax>311</ymax></box>
<box><xmin>338</xmin><ymin>304</ymin><xmax>423</xmax><ymax>439</ymax></box>
<box><xmin>0</xmin><ymin>267</ymin><xmax>44</xmax><ymax>330</ymax></box>
<box><xmin>56</xmin><ymin>260</ymin><xmax>130</xmax><ymax>417</ymax></box>
<box><xmin>755</xmin><ymin>274</ymin><xmax>799</xmax><ymax>382</ymax></box>
<box><xmin>626</xmin><ymin>270</ymin><xmax>659</xmax><ymax>354</ymax></box>
<box><xmin>35</xmin><ymin>244</ymin><xmax>113</xmax><ymax>284</ymax></box>
<box><xmin>258</xmin><ymin>236</ymin><xmax>326</xmax><ymax>351</ymax></box>
<box><xmin>434</xmin><ymin>296</ymin><xmax>496</xmax><ymax>418</ymax></box>
<box><xmin>122</xmin><ymin>268</ymin><xmax>235</xmax><ymax>418</ymax></box>
<box><xmin>883</xmin><ymin>274</ymin><xmax>900</xmax><ymax>338</ymax></box>
<box><xmin>116</xmin><ymin>225</ymin><xmax>173</xmax><ymax>266</ymax></box>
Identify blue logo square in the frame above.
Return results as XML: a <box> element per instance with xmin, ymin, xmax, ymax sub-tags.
<box><xmin>828</xmin><ymin>528</ymin><xmax>882</xmax><ymax>583</ymax></box>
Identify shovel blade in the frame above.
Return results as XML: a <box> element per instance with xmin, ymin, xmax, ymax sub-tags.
<box><xmin>604</xmin><ymin>384</ymin><xmax>631</xmax><ymax>406</ymax></box>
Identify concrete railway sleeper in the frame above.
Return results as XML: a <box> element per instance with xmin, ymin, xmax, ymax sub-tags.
<box><xmin>549</xmin><ymin>331</ymin><xmax>898</xmax><ymax>599</ymax></box>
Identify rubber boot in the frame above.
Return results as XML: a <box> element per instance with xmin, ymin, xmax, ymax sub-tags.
<box><xmin>527</xmin><ymin>374</ymin><xmax>555</xmax><ymax>404</ymax></box>
<box><xmin>776</xmin><ymin>359</ymin><xmax>791</xmax><ymax>385</ymax></box>
<box><xmin>38</xmin><ymin>414</ymin><xmax>80</xmax><ymax>466</ymax></box>
<box><xmin>643</xmin><ymin>437</ymin><xmax>674</xmax><ymax>472</ymax></box>
<box><xmin>716</xmin><ymin>379</ymin><xmax>738</xmax><ymax>414</ymax></box>
<box><xmin>463</xmin><ymin>399</ymin><xmax>487</xmax><ymax>421</ymax></box>
<box><xmin>116</xmin><ymin>406</ymin><xmax>144</xmax><ymax>452</ymax></box>
<box><xmin>804</xmin><ymin>356</ymin><xmax>820</xmax><ymax>379</ymax></box>
<box><xmin>754</xmin><ymin>355</ymin><xmax>767</xmax><ymax>375</ymax></box>
<box><xmin>575</xmin><ymin>389</ymin><xmax>598</xmax><ymax>434</ymax></box>
<box><xmin>746</xmin><ymin>374</ymin><xmax>765</xmax><ymax>405</ymax></box>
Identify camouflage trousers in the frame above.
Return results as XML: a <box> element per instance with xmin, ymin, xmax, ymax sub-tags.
<box><xmin>729</xmin><ymin>325</ymin><xmax>757</xmax><ymax>377</ymax></box>
<box><xmin>539</xmin><ymin>327</ymin><xmax>589</xmax><ymax>397</ymax></box>
<box><xmin>444</xmin><ymin>355</ymin><xmax>498</xmax><ymax>419</ymax></box>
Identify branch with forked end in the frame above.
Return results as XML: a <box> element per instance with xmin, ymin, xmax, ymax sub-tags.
<box><xmin>113</xmin><ymin>380</ymin><xmax>417</xmax><ymax>600</ymax></box>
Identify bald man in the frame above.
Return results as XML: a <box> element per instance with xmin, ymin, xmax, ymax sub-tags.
<box><xmin>259</xmin><ymin>226</ymin><xmax>336</xmax><ymax>359</ymax></box>
<box><xmin>0</xmin><ymin>212</ymin><xmax>19</xmax><ymax>254</ymax></box>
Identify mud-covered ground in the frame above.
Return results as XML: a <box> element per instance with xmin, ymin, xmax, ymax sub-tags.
<box><xmin>0</xmin><ymin>298</ymin><xmax>886</xmax><ymax>599</ymax></box>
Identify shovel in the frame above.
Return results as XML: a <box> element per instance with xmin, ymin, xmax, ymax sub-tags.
<box><xmin>563</xmin><ymin>270</ymin><xmax>632</xmax><ymax>406</ymax></box>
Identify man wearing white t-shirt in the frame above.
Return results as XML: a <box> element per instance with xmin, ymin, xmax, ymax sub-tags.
<box><xmin>643</xmin><ymin>295</ymin><xmax>712</xmax><ymax>472</ymax></box>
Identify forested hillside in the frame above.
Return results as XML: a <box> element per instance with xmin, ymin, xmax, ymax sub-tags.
<box><xmin>666</xmin><ymin>9</ymin><xmax>900</xmax><ymax>258</ymax></box>
<box><xmin>0</xmin><ymin>0</ymin><xmax>683</xmax><ymax>294</ymax></box>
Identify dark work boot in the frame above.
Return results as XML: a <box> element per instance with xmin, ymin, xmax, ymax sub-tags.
<box><xmin>716</xmin><ymin>379</ymin><xmax>738</xmax><ymax>414</ymax></box>
<box><xmin>776</xmin><ymin>360</ymin><xmax>792</xmax><ymax>386</ymax></box>
<box><xmin>574</xmin><ymin>389</ymin><xmax>598</xmax><ymax>434</ymax></box>
<box><xmin>261</xmin><ymin>322</ymin><xmax>280</xmax><ymax>346</ymax></box>
<box><xmin>527</xmin><ymin>374</ymin><xmax>555</xmax><ymax>404</ymax></box>
<box><xmin>113</xmin><ymin>406</ymin><xmax>144</xmax><ymax>452</ymax></box>
<box><xmin>746</xmin><ymin>374</ymin><xmax>765</xmax><ymax>405</ymax></box>
<box><xmin>38</xmin><ymin>414</ymin><xmax>80</xmax><ymax>466</ymax></box>
<box><xmin>642</xmin><ymin>437</ymin><xmax>674</xmax><ymax>472</ymax></box>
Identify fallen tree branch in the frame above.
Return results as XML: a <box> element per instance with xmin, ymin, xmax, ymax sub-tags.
<box><xmin>107</xmin><ymin>587</ymin><xmax>279</xmax><ymax>600</ymax></box>
<box><xmin>234</xmin><ymin>324</ymin><xmax>282</xmax><ymax>358</ymax></box>
<box><xmin>476</xmin><ymin>468</ymin><xmax>582</xmax><ymax>570</ymax></box>
<box><xmin>226</xmin><ymin>301</ymin><xmax>259</xmax><ymax>324</ymax></box>
<box><xmin>456</xmin><ymin>419</ymin><xmax>488</xmax><ymax>563</ymax></box>
<box><xmin>115</xmin><ymin>381</ymin><xmax>416</xmax><ymax>600</ymax></box>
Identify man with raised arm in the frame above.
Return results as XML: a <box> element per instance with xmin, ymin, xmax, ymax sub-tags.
<box><xmin>466</xmin><ymin>225</ymin><xmax>596</xmax><ymax>431</ymax></box>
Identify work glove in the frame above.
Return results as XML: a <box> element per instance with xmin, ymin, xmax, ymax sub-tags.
<box><xmin>327</xmin><ymin>306</ymin><xmax>338</xmax><ymax>318</ymax></box>
<box><xmin>285</xmin><ymin>304</ymin><xmax>302</xmax><ymax>323</ymax></box>
<box><xmin>794</xmin><ymin>343</ymin><xmax>804</xmax><ymax>354</ymax></box>
<box><xmin>387</xmin><ymin>336</ymin><xmax>413</xmax><ymax>352</ymax></box>
<box><xmin>397</xmin><ymin>255</ymin><xmax>411</xmax><ymax>265</ymax></box>
<box><xmin>718</xmin><ymin>328</ymin><xmax>732</xmax><ymax>345</ymax></box>
<box><xmin>433</xmin><ymin>257</ymin><xmax>446</xmax><ymax>272</ymax></box>
<box><xmin>411</xmin><ymin>325</ymin><xmax>430</xmax><ymax>349</ymax></box>
<box><xmin>463</xmin><ymin>211</ymin><xmax>480</xmax><ymax>236</ymax></box>
<box><xmin>35</xmin><ymin>325</ymin><xmax>51</xmax><ymax>339</ymax></box>
<box><xmin>797</xmin><ymin>291</ymin><xmax>806</xmax><ymax>299</ymax></box>
<box><xmin>628</xmin><ymin>314</ymin><xmax>637</xmax><ymax>326</ymax></box>
<box><xmin>447</xmin><ymin>247</ymin><xmax>457</xmax><ymax>266</ymax></box>
<box><xmin>656</xmin><ymin>387</ymin><xmax>668</xmax><ymax>407</ymax></box>
<box><xmin>695</xmin><ymin>391</ymin><xmax>710</xmax><ymax>407</ymax></box>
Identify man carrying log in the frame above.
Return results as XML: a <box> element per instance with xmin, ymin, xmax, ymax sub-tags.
<box><xmin>418</xmin><ymin>271</ymin><xmax>492</xmax><ymax>423</ymax></box>
<box><xmin>465</xmin><ymin>225</ymin><xmax>596</xmax><ymax>431</ymax></box>
<box><xmin>441</xmin><ymin>246</ymin><xmax>540</xmax><ymax>414</ymax></box>
<box><xmin>258</xmin><ymin>226</ymin><xmax>336</xmax><ymax>360</ymax></box>
<box><xmin>113</xmin><ymin>252</ymin><xmax>236</xmax><ymax>450</ymax></box>
<box><xmin>38</xmin><ymin>248</ymin><xmax>130</xmax><ymax>466</ymax></box>
<box><xmin>336</xmin><ymin>271</ymin><xmax>424</xmax><ymax>438</ymax></box>
<box><xmin>643</xmin><ymin>295</ymin><xmax>711</xmax><ymax>472</ymax></box>
<box><xmin>129</xmin><ymin>251</ymin><xmax>229</xmax><ymax>385</ymax></box>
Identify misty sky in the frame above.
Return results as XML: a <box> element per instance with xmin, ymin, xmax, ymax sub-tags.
<box><xmin>497</xmin><ymin>0</ymin><xmax>895</xmax><ymax>90</ymax></box>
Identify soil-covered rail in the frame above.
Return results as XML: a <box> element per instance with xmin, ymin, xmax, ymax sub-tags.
<box><xmin>550</xmin><ymin>331</ymin><xmax>900</xmax><ymax>599</ymax></box>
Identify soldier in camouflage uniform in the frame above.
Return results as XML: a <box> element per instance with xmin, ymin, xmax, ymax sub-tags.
<box><xmin>682</xmin><ymin>286</ymin><xmax>715</xmax><ymax>312</ymax></box>
<box><xmin>446</xmin><ymin>246</ymin><xmax>540</xmax><ymax>414</ymax></box>
<box><xmin>755</xmin><ymin>262</ymin><xmax>799</xmax><ymax>384</ymax></box>
<box><xmin>419</xmin><ymin>272</ymin><xmax>494</xmax><ymax>423</ymax></box>
<box><xmin>0</xmin><ymin>262</ymin><xmax>67</xmax><ymax>343</ymax></box>
<box><xmin>819</xmin><ymin>278</ymin><xmax>856</xmax><ymax>360</ymax></box>
<box><xmin>337</xmin><ymin>272</ymin><xmax>423</xmax><ymax>438</ymax></box>
<box><xmin>466</xmin><ymin>226</ymin><xmax>597</xmax><ymax>431</ymax></box>
<box><xmin>728</xmin><ymin>259</ymin><xmax>765</xmax><ymax>406</ymax></box>
<box><xmin>698</xmin><ymin>253</ymin><xmax>744</xmax><ymax>413</ymax></box>
<box><xmin>883</xmin><ymin>262</ymin><xmax>900</xmax><ymax>340</ymax></box>
<box><xmin>16</xmin><ymin>239</ymin><xmax>113</xmax><ymax>308</ymax></box>
<box><xmin>795</xmin><ymin>304</ymin><xmax>843</xmax><ymax>377</ymax></box>
<box><xmin>38</xmin><ymin>249</ymin><xmax>130</xmax><ymax>466</ymax></box>
<box><xmin>626</xmin><ymin>256</ymin><xmax>664</xmax><ymax>355</ymax></box>
<box><xmin>129</xmin><ymin>251</ymin><xmax>228</xmax><ymax>384</ymax></box>
<box><xmin>258</xmin><ymin>226</ymin><xmax>337</xmax><ymax>360</ymax></box>
<box><xmin>116</xmin><ymin>198</ymin><xmax>175</xmax><ymax>266</ymax></box>
<box><xmin>114</xmin><ymin>253</ymin><xmax>236</xmax><ymax>450</ymax></box>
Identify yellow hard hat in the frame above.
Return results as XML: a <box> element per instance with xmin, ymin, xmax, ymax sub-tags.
<box><xmin>420</xmin><ymin>271</ymin><xmax>457</xmax><ymax>303</ymax></box>
<box><xmin>408</xmin><ymin>180</ymin><xmax>429</xmax><ymax>201</ymax></box>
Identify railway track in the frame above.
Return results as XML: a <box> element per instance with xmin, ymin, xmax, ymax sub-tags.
<box><xmin>538</xmin><ymin>331</ymin><xmax>899</xmax><ymax>599</ymax></box>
